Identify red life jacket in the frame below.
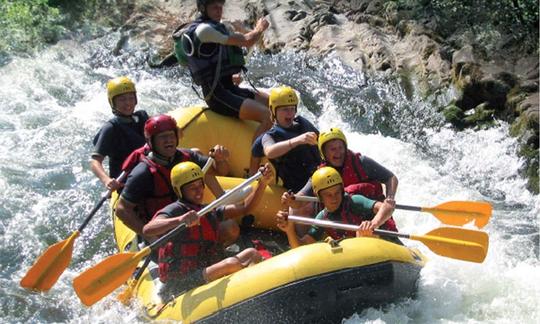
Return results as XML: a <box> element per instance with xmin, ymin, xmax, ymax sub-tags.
<box><xmin>341</xmin><ymin>150</ymin><xmax>385</xmax><ymax>200</ymax></box>
<box><xmin>322</xmin><ymin>194</ymin><xmax>396</xmax><ymax>239</ymax></box>
<box><xmin>121</xmin><ymin>144</ymin><xmax>150</xmax><ymax>174</ymax></box>
<box><xmin>121</xmin><ymin>146</ymin><xmax>192</xmax><ymax>223</ymax></box>
<box><xmin>321</xmin><ymin>150</ymin><xmax>397</xmax><ymax>231</ymax></box>
<box><xmin>157</xmin><ymin>201</ymin><xmax>220</xmax><ymax>283</ymax></box>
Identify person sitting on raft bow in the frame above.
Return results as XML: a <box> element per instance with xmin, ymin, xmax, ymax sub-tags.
<box><xmin>91</xmin><ymin>76</ymin><xmax>149</xmax><ymax>191</ymax></box>
<box><xmin>143</xmin><ymin>162</ymin><xmax>273</xmax><ymax>293</ymax></box>
<box><xmin>179</xmin><ymin>0</ymin><xmax>272</xmax><ymax>143</ymax></box>
<box><xmin>286</xmin><ymin>127</ymin><xmax>399</xmax><ymax>231</ymax></box>
<box><xmin>277</xmin><ymin>167</ymin><xmax>400</xmax><ymax>248</ymax></box>
<box><xmin>116</xmin><ymin>114</ymin><xmax>230</xmax><ymax>241</ymax></box>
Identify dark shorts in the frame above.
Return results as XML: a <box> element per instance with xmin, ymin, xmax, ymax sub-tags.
<box><xmin>203</xmin><ymin>76</ymin><xmax>256</xmax><ymax>118</ymax></box>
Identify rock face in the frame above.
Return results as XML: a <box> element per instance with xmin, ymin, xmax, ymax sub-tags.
<box><xmin>117</xmin><ymin>0</ymin><xmax>538</xmax><ymax>193</ymax></box>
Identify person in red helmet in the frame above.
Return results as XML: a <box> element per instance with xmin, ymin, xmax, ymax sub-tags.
<box><xmin>116</xmin><ymin>114</ymin><xmax>230</xmax><ymax>240</ymax></box>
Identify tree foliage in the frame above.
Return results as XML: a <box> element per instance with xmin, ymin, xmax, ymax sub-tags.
<box><xmin>0</xmin><ymin>0</ymin><xmax>132</xmax><ymax>59</ymax></box>
<box><xmin>0</xmin><ymin>0</ymin><xmax>64</xmax><ymax>53</ymax></box>
<box><xmin>392</xmin><ymin>0</ymin><xmax>539</xmax><ymax>52</ymax></box>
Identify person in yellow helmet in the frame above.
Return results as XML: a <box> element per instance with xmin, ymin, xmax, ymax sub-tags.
<box><xmin>276</xmin><ymin>167</ymin><xmax>397</xmax><ymax>248</ymax></box>
<box><xmin>282</xmin><ymin>127</ymin><xmax>399</xmax><ymax>231</ymax></box>
<box><xmin>251</xmin><ymin>86</ymin><xmax>321</xmax><ymax>192</ymax></box>
<box><xmin>143</xmin><ymin>162</ymin><xmax>273</xmax><ymax>294</ymax></box>
<box><xmin>90</xmin><ymin>76</ymin><xmax>149</xmax><ymax>191</ymax></box>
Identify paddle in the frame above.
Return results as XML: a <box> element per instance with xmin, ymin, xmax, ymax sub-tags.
<box><xmin>73</xmin><ymin>171</ymin><xmax>263</xmax><ymax>306</ymax></box>
<box><xmin>20</xmin><ymin>171</ymin><xmax>128</xmax><ymax>292</ymax></box>
<box><xmin>293</xmin><ymin>196</ymin><xmax>491</xmax><ymax>228</ymax></box>
<box><xmin>287</xmin><ymin>215</ymin><xmax>489</xmax><ymax>263</ymax></box>
<box><xmin>117</xmin><ymin>156</ymin><xmax>215</xmax><ymax>303</ymax></box>
<box><xmin>116</xmin><ymin>183</ymin><xmax>253</xmax><ymax>304</ymax></box>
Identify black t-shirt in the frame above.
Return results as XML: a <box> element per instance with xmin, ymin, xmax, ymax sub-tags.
<box><xmin>121</xmin><ymin>150</ymin><xmax>209</xmax><ymax>205</ymax></box>
<box><xmin>92</xmin><ymin>111</ymin><xmax>149</xmax><ymax>178</ymax></box>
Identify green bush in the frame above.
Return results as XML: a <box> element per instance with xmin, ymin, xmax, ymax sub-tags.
<box><xmin>0</xmin><ymin>0</ymin><xmax>132</xmax><ymax>57</ymax></box>
<box><xmin>389</xmin><ymin>0</ymin><xmax>539</xmax><ymax>52</ymax></box>
<box><xmin>0</xmin><ymin>0</ymin><xmax>64</xmax><ymax>53</ymax></box>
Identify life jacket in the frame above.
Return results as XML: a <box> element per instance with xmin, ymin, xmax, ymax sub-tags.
<box><xmin>336</xmin><ymin>150</ymin><xmax>397</xmax><ymax>231</ymax></box>
<box><xmin>266</xmin><ymin>116</ymin><xmax>321</xmax><ymax>192</ymax></box>
<box><xmin>121</xmin><ymin>144</ymin><xmax>150</xmax><ymax>174</ymax></box>
<box><xmin>174</xmin><ymin>17</ymin><xmax>245</xmax><ymax>86</ymax></box>
<box><xmin>322</xmin><ymin>194</ymin><xmax>396</xmax><ymax>239</ymax></box>
<box><xmin>320</xmin><ymin>150</ymin><xmax>385</xmax><ymax>200</ymax></box>
<box><xmin>157</xmin><ymin>201</ymin><xmax>220</xmax><ymax>283</ymax></box>
<box><xmin>93</xmin><ymin>111</ymin><xmax>148</xmax><ymax>178</ymax></box>
<box><xmin>121</xmin><ymin>147</ymin><xmax>192</xmax><ymax>224</ymax></box>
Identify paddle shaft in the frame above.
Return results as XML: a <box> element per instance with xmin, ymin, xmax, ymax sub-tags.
<box><xmin>78</xmin><ymin>171</ymin><xmax>127</xmax><ymax>232</ymax></box>
<box><xmin>395</xmin><ymin>204</ymin><xmax>421</xmax><ymax>212</ymax></box>
<box><xmin>295</xmin><ymin>196</ymin><xmax>421</xmax><ymax>213</ymax></box>
<box><xmin>148</xmin><ymin>171</ymin><xmax>263</xmax><ymax>251</ymax></box>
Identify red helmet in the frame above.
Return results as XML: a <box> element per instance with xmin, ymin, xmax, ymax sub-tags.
<box><xmin>144</xmin><ymin>114</ymin><xmax>178</xmax><ymax>148</ymax></box>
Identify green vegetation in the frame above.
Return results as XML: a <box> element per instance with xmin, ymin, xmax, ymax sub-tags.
<box><xmin>0</xmin><ymin>0</ymin><xmax>132</xmax><ymax>59</ymax></box>
<box><xmin>0</xmin><ymin>0</ymin><xmax>64</xmax><ymax>53</ymax></box>
<box><xmin>390</xmin><ymin>0</ymin><xmax>539</xmax><ymax>53</ymax></box>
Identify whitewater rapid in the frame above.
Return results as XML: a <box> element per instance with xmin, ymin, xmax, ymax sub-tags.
<box><xmin>0</xmin><ymin>32</ymin><xmax>538</xmax><ymax>323</ymax></box>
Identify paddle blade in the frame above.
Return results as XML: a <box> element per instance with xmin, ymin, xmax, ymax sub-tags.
<box><xmin>425</xmin><ymin>201</ymin><xmax>492</xmax><ymax>228</ymax></box>
<box><xmin>73</xmin><ymin>248</ymin><xmax>149</xmax><ymax>306</ymax></box>
<box><xmin>116</xmin><ymin>279</ymin><xmax>136</xmax><ymax>305</ymax></box>
<box><xmin>20</xmin><ymin>231</ymin><xmax>79</xmax><ymax>291</ymax></box>
<box><xmin>413</xmin><ymin>227</ymin><xmax>489</xmax><ymax>263</ymax></box>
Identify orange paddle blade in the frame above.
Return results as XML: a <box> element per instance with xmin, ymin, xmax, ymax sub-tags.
<box><xmin>423</xmin><ymin>201</ymin><xmax>492</xmax><ymax>228</ymax></box>
<box><xmin>116</xmin><ymin>279</ymin><xmax>137</xmax><ymax>305</ymax></box>
<box><xmin>20</xmin><ymin>231</ymin><xmax>79</xmax><ymax>291</ymax></box>
<box><xmin>73</xmin><ymin>248</ymin><xmax>150</xmax><ymax>306</ymax></box>
<box><xmin>412</xmin><ymin>227</ymin><xmax>489</xmax><ymax>263</ymax></box>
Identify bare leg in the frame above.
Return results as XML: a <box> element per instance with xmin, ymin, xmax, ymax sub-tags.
<box><xmin>238</xmin><ymin>98</ymin><xmax>272</xmax><ymax>142</ymax></box>
<box><xmin>203</xmin><ymin>248</ymin><xmax>262</xmax><ymax>282</ymax></box>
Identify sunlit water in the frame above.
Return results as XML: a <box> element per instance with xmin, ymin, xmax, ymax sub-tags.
<box><xmin>0</xmin><ymin>29</ymin><xmax>538</xmax><ymax>323</ymax></box>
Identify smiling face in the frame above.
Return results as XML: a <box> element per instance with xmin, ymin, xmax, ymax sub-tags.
<box><xmin>152</xmin><ymin>130</ymin><xmax>178</xmax><ymax>158</ymax></box>
<box><xmin>275</xmin><ymin>106</ymin><xmax>296</xmax><ymax>128</ymax></box>
<box><xmin>112</xmin><ymin>92</ymin><xmax>137</xmax><ymax>116</ymax></box>
<box><xmin>322</xmin><ymin>139</ymin><xmax>346</xmax><ymax>167</ymax></box>
<box><xmin>318</xmin><ymin>184</ymin><xmax>343</xmax><ymax>212</ymax></box>
<box><xmin>205</xmin><ymin>1</ymin><xmax>224</xmax><ymax>22</ymax></box>
<box><xmin>181</xmin><ymin>179</ymin><xmax>205</xmax><ymax>204</ymax></box>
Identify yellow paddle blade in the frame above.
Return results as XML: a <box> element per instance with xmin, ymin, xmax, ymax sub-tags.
<box><xmin>73</xmin><ymin>247</ymin><xmax>150</xmax><ymax>306</ymax></box>
<box><xmin>20</xmin><ymin>231</ymin><xmax>79</xmax><ymax>291</ymax></box>
<box><xmin>116</xmin><ymin>279</ymin><xmax>136</xmax><ymax>305</ymax></box>
<box><xmin>411</xmin><ymin>227</ymin><xmax>489</xmax><ymax>263</ymax></box>
<box><xmin>424</xmin><ymin>201</ymin><xmax>492</xmax><ymax>228</ymax></box>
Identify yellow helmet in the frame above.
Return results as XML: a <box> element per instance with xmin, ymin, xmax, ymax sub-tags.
<box><xmin>318</xmin><ymin>127</ymin><xmax>347</xmax><ymax>159</ymax></box>
<box><xmin>107</xmin><ymin>76</ymin><xmax>137</xmax><ymax>108</ymax></box>
<box><xmin>311</xmin><ymin>166</ymin><xmax>343</xmax><ymax>196</ymax></box>
<box><xmin>269</xmin><ymin>86</ymin><xmax>298</xmax><ymax>117</ymax></box>
<box><xmin>170</xmin><ymin>162</ymin><xmax>204</xmax><ymax>198</ymax></box>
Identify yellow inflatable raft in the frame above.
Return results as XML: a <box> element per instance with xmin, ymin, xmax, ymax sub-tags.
<box><xmin>111</xmin><ymin>106</ymin><xmax>427</xmax><ymax>323</ymax></box>
<box><xmin>113</xmin><ymin>212</ymin><xmax>426</xmax><ymax>323</ymax></box>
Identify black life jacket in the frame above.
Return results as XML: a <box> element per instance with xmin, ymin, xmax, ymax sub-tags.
<box><xmin>266</xmin><ymin>116</ymin><xmax>321</xmax><ymax>192</ymax></box>
<box><xmin>93</xmin><ymin>111</ymin><xmax>148</xmax><ymax>178</ymax></box>
<box><xmin>175</xmin><ymin>17</ymin><xmax>245</xmax><ymax>86</ymax></box>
